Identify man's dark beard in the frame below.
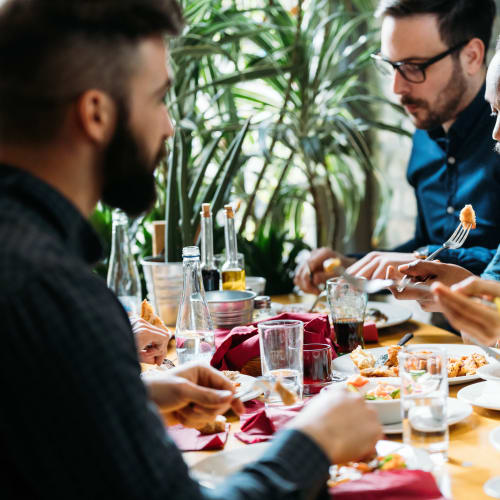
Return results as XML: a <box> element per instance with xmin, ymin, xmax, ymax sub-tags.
<box><xmin>101</xmin><ymin>102</ymin><xmax>166</xmax><ymax>217</ymax></box>
<box><xmin>401</xmin><ymin>59</ymin><xmax>467</xmax><ymax>130</ymax></box>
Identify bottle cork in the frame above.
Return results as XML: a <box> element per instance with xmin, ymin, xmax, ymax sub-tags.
<box><xmin>224</xmin><ymin>204</ymin><xmax>234</xmax><ymax>218</ymax></box>
<box><xmin>201</xmin><ymin>203</ymin><xmax>211</xmax><ymax>218</ymax></box>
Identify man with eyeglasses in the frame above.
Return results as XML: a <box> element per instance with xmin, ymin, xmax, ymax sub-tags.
<box><xmin>295</xmin><ymin>0</ymin><xmax>500</xmax><ymax>294</ymax></box>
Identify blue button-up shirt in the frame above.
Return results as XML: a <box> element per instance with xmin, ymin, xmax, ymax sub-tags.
<box><xmin>393</xmin><ymin>84</ymin><xmax>500</xmax><ymax>275</ymax></box>
<box><xmin>482</xmin><ymin>244</ymin><xmax>500</xmax><ymax>281</ymax></box>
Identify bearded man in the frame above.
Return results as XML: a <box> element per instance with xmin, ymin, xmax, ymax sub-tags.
<box><xmin>295</xmin><ymin>0</ymin><xmax>500</xmax><ymax>294</ymax></box>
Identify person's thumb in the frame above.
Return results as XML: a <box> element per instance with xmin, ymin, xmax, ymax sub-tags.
<box><xmin>398</xmin><ymin>260</ymin><xmax>429</xmax><ymax>277</ymax></box>
<box><xmin>182</xmin><ymin>381</ymin><xmax>233</xmax><ymax>408</ymax></box>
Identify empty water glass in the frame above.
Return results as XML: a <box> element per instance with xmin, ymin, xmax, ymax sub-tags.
<box><xmin>399</xmin><ymin>346</ymin><xmax>449</xmax><ymax>466</ymax></box>
<box><xmin>259</xmin><ymin>320</ymin><xmax>304</xmax><ymax>406</ymax></box>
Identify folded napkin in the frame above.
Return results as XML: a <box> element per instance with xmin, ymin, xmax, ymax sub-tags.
<box><xmin>235</xmin><ymin>401</ymin><xmax>306</xmax><ymax>444</ymax></box>
<box><xmin>167</xmin><ymin>424</ymin><xmax>230</xmax><ymax>451</ymax></box>
<box><xmin>211</xmin><ymin>312</ymin><xmax>334</xmax><ymax>371</ymax></box>
<box><xmin>329</xmin><ymin>470</ymin><xmax>449</xmax><ymax>500</ymax></box>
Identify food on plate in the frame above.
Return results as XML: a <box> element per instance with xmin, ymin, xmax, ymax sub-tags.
<box><xmin>328</xmin><ymin>454</ymin><xmax>406</xmax><ymax>487</ymax></box>
<box><xmin>459</xmin><ymin>204</ymin><xmax>476</xmax><ymax>230</ymax></box>
<box><xmin>140</xmin><ymin>358</ymin><xmax>175</xmax><ymax>374</ymax></box>
<box><xmin>196</xmin><ymin>415</ymin><xmax>227</xmax><ymax>435</ymax></box>
<box><xmin>346</xmin><ymin>374</ymin><xmax>370</xmax><ymax>388</ymax></box>
<box><xmin>350</xmin><ymin>346</ymin><xmax>488</xmax><ymax>379</ymax></box>
<box><xmin>347</xmin><ymin>376</ymin><xmax>400</xmax><ymax>400</ymax></box>
<box><xmin>221</xmin><ymin>370</ymin><xmax>242</xmax><ymax>390</ymax></box>
<box><xmin>140</xmin><ymin>299</ymin><xmax>171</xmax><ymax>337</ymax></box>
<box><xmin>350</xmin><ymin>346</ymin><xmax>376</xmax><ymax>370</ymax></box>
<box><xmin>323</xmin><ymin>257</ymin><xmax>342</xmax><ymax>273</ymax></box>
<box><xmin>365</xmin><ymin>307</ymin><xmax>389</xmax><ymax>327</ymax></box>
<box><xmin>274</xmin><ymin>379</ymin><xmax>298</xmax><ymax>405</ymax></box>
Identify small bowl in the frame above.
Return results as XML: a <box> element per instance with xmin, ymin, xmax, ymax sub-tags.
<box><xmin>477</xmin><ymin>364</ymin><xmax>500</xmax><ymax>383</ymax></box>
<box><xmin>322</xmin><ymin>380</ymin><xmax>401</xmax><ymax>425</ymax></box>
<box><xmin>246</xmin><ymin>276</ymin><xmax>266</xmax><ymax>295</ymax></box>
<box><xmin>206</xmin><ymin>290</ymin><xmax>256</xmax><ymax>329</ymax></box>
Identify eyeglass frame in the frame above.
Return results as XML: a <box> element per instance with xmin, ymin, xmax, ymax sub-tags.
<box><xmin>370</xmin><ymin>40</ymin><xmax>470</xmax><ymax>83</ymax></box>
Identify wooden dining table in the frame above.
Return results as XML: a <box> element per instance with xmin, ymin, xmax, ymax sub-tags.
<box><xmin>167</xmin><ymin>294</ymin><xmax>500</xmax><ymax>500</ymax></box>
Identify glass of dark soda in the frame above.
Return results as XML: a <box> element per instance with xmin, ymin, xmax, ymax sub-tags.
<box><xmin>303</xmin><ymin>343</ymin><xmax>333</xmax><ymax>395</ymax></box>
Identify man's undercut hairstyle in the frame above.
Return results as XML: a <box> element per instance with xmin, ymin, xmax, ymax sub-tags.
<box><xmin>0</xmin><ymin>0</ymin><xmax>184</xmax><ymax>144</ymax></box>
<box><xmin>375</xmin><ymin>0</ymin><xmax>496</xmax><ymax>61</ymax></box>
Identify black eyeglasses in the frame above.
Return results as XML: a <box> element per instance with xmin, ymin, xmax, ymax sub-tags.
<box><xmin>370</xmin><ymin>40</ymin><xmax>469</xmax><ymax>83</ymax></box>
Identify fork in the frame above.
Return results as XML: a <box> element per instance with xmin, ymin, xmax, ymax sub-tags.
<box><xmin>397</xmin><ymin>222</ymin><xmax>472</xmax><ymax>292</ymax></box>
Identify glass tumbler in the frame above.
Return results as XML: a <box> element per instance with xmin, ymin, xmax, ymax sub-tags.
<box><xmin>399</xmin><ymin>346</ymin><xmax>449</xmax><ymax>466</ymax></box>
<box><xmin>303</xmin><ymin>343</ymin><xmax>333</xmax><ymax>396</ymax></box>
<box><xmin>327</xmin><ymin>277</ymin><xmax>367</xmax><ymax>354</ymax></box>
<box><xmin>258</xmin><ymin>320</ymin><xmax>304</xmax><ymax>406</ymax></box>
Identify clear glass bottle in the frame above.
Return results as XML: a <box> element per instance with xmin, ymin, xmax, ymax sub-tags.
<box><xmin>107</xmin><ymin>210</ymin><xmax>142</xmax><ymax>314</ymax></box>
<box><xmin>200</xmin><ymin>203</ymin><xmax>220</xmax><ymax>291</ymax></box>
<box><xmin>253</xmin><ymin>295</ymin><xmax>272</xmax><ymax>322</ymax></box>
<box><xmin>175</xmin><ymin>246</ymin><xmax>215</xmax><ymax>364</ymax></box>
<box><xmin>221</xmin><ymin>204</ymin><xmax>246</xmax><ymax>290</ymax></box>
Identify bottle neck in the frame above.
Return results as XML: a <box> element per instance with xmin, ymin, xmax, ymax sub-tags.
<box><xmin>224</xmin><ymin>216</ymin><xmax>239</xmax><ymax>267</ymax></box>
<box><xmin>182</xmin><ymin>256</ymin><xmax>203</xmax><ymax>295</ymax></box>
<box><xmin>201</xmin><ymin>215</ymin><xmax>215</xmax><ymax>268</ymax></box>
<box><xmin>110</xmin><ymin>218</ymin><xmax>131</xmax><ymax>261</ymax></box>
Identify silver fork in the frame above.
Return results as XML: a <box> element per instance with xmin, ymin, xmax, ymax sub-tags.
<box><xmin>397</xmin><ymin>222</ymin><xmax>471</xmax><ymax>292</ymax></box>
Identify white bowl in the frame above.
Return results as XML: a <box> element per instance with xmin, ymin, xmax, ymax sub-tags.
<box><xmin>322</xmin><ymin>380</ymin><xmax>401</xmax><ymax>425</ymax></box>
<box><xmin>477</xmin><ymin>363</ymin><xmax>500</xmax><ymax>383</ymax></box>
<box><xmin>246</xmin><ymin>276</ymin><xmax>266</xmax><ymax>295</ymax></box>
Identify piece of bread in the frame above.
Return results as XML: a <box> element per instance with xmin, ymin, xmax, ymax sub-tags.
<box><xmin>197</xmin><ymin>415</ymin><xmax>227</xmax><ymax>435</ymax></box>
<box><xmin>459</xmin><ymin>204</ymin><xmax>476</xmax><ymax>230</ymax></box>
<box><xmin>350</xmin><ymin>346</ymin><xmax>375</xmax><ymax>370</ymax></box>
<box><xmin>323</xmin><ymin>257</ymin><xmax>342</xmax><ymax>273</ymax></box>
<box><xmin>274</xmin><ymin>380</ymin><xmax>298</xmax><ymax>406</ymax></box>
<box><xmin>140</xmin><ymin>300</ymin><xmax>170</xmax><ymax>336</ymax></box>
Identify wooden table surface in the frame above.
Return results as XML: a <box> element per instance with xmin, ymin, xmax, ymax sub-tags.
<box><xmin>173</xmin><ymin>294</ymin><xmax>500</xmax><ymax>500</ymax></box>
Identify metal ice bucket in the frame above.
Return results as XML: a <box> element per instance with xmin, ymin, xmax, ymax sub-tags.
<box><xmin>206</xmin><ymin>290</ymin><xmax>256</xmax><ymax>329</ymax></box>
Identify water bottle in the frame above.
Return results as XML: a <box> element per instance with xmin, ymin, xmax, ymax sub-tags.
<box><xmin>175</xmin><ymin>246</ymin><xmax>215</xmax><ymax>364</ymax></box>
<box><xmin>107</xmin><ymin>210</ymin><xmax>142</xmax><ymax>314</ymax></box>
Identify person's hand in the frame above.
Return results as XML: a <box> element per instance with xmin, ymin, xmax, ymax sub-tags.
<box><xmin>130</xmin><ymin>315</ymin><xmax>170</xmax><ymax>365</ymax></box>
<box><xmin>288</xmin><ymin>389</ymin><xmax>382</xmax><ymax>464</ymax></box>
<box><xmin>432</xmin><ymin>277</ymin><xmax>500</xmax><ymax>345</ymax></box>
<box><xmin>145</xmin><ymin>362</ymin><xmax>245</xmax><ymax>427</ymax></box>
<box><xmin>294</xmin><ymin>247</ymin><xmax>355</xmax><ymax>295</ymax></box>
<box><xmin>388</xmin><ymin>261</ymin><xmax>474</xmax><ymax>312</ymax></box>
<box><xmin>346</xmin><ymin>252</ymin><xmax>414</xmax><ymax>280</ymax></box>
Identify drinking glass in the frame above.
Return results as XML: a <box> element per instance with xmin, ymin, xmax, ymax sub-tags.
<box><xmin>326</xmin><ymin>277</ymin><xmax>367</xmax><ymax>354</ymax></box>
<box><xmin>399</xmin><ymin>346</ymin><xmax>449</xmax><ymax>466</ymax></box>
<box><xmin>258</xmin><ymin>320</ymin><xmax>303</xmax><ymax>406</ymax></box>
<box><xmin>303</xmin><ymin>343</ymin><xmax>333</xmax><ymax>396</ymax></box>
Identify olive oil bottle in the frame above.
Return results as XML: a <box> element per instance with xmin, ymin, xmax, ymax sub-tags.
<box><xmin>221</xmin><ymin>204</ymin><xmax>246</xmax><ymax>291</ymax></box>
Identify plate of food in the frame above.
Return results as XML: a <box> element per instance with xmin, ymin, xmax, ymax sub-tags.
<box><xmin>190</xmin><ymin>440</ymin><xmax>433</xmax><ymax>489</ymax></box>
<box><xmin>333</xmin><ymin>344</ymin><xmax>491</xmax><ymax>385</ymax></box>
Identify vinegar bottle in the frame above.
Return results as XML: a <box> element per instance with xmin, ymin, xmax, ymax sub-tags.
<box><xmin>200</xmin><ymin>203</ymin><xmax>220</xmax><ymax>291</ymax></box>
<box><xmin>221</xmin><ymin>204</ymin><xmax>246</xmax><ymax>290</ymax></box>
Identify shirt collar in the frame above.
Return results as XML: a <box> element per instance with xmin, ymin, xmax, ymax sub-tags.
<box><xmin>0</xmin><ymin>164</ymin><xmax>103</xmax><ymax>264</ymax></box>
<box><xmin>427</xmin><ymin>82</ymin><xmax>487</xmax><ymax>142</ymax></box>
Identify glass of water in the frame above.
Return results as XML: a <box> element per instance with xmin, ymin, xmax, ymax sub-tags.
<box><xmin>258</xmin><ymin>320</ymin><xmax>304</xmax><ymax>406</ymax></box>
<box><xmin>399</xmin><ymin>346</ymin><xmax>449</xmax><ymax>466</ymax></box>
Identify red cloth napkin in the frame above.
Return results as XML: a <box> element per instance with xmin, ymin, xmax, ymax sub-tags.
<box><xmin>211</xmin><ymin>312</ymin><xmax>334</xmax><ymax>371</ymax></box>
<box><xmin>167</xmin><ymin>424</ymin><xmax>230</xmax><ymax>451</ymax></box>
<box><xmin>329</xmin><ymin>470</ymin><xmax>449</xmax><ymax>500</ymax></box>
<box><xmin>361</xmin><ymin>321</ymin><xmax>378</xmax><ymax>342</ymax></box>
<box><xmin>235</xmin><ymin>401</ymin><xmax>306</xmax><ymax>444</ymax></box>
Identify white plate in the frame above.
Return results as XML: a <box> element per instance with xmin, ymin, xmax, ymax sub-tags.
<box><xmin>457</xmin><ymin>381</ymin><xmax>500</xmax><ymax>410</ymax></box>
<box><xmin>233</xmin><ymin>374</ymin><xmax>263</xmax><ymax>403</ymax></box>
<box><xmin>332</xmin><ymin>344</ymin><xmax>497</xmax><ymax>385</ymax></box>
<box><xmin>190</xmin><ymin>440</ymin><xmax>434</xmax><ymax>488</ymax></box>
<box><xmin>366</xmin><ymin>301</ymin><xmax>412</xmax><ymax>329</ymax></box>
<box><xmin>383</xmin><ymin>397</ymin><xmax>472</xmax><ymax>434</ymax></box>
<box><xmin>489</xmin><ymin>427</ymin><xmax>500</xmax><ymax>452</ymax></box>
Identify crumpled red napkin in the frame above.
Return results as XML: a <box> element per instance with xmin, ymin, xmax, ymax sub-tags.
<box><xmin>329</xmin><ymin>469</ymin><xmax>449</xmax><ymax>500</ymax></box>
<box><xmin>167</xmin><ymin>424</ymin><xmax>230</xmax><ymax>451</ymax></box>
<box><xmin>361</xmin><ymin>321</ymin><xmax>378</xmax><ymax>342</ymax></box>
<box><xmin>235</xmin><ymin>400</ymin><xmax>306</xmax><ymax>444</ymax></box>
<box><xmin>211</xmin><ymin>312</ymin><xmax>334</xmax><ymax>371</ymax></box>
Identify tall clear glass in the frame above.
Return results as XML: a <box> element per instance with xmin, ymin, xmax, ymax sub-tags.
<box><xmin>259</xmin><ymin>320</ymin><xmax>303</xmax><ymax>405</ymax></box>
<box><xmin>399</xmin><ymin>346</ymin><xmax>449</xmax><ymax>466</ymax></box>
<box><xmin>175</xmin><ymin>246</ymin><xmax>215</xmax><ymax>364</ymax></box>
<box><xmin>326</xmin><ymin>277</ymin><xmax>367</xmax><ymax>354</ymax></box>
<box><xmin>107</xmin><ymin>210</ymin><xmax>142</xmax><ymax>314</ymax></box>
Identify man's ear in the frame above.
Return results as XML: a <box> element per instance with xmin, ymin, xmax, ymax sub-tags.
<box><xmin>461</xmin><ymin>38</ymin><xmax>486</xmax><ymax>76</ymax></box>
<box><xmin>76</xmin><ymin>90</ymin><xmax>116</xmax><ymax>146</ymax></box>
